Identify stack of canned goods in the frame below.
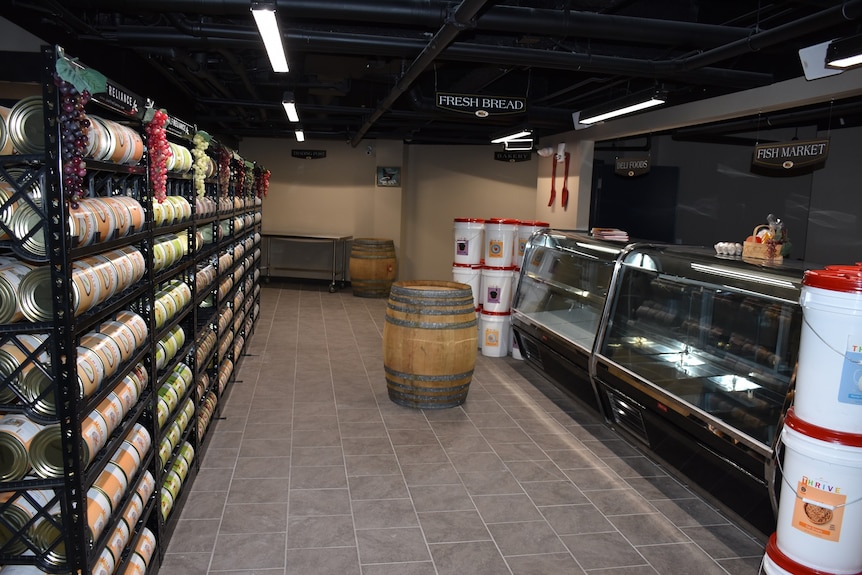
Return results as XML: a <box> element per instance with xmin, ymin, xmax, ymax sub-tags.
<box><xmin>166</xmin><ymin>142</ymin><xmax>193</xmax><ymax>173</ymax></box>
<box><xmin>195</xmin><ymin>262</ymin><xmax>217</xmax><ymax>294</ymax></box>
<box><xmin>198</xmin><ymin>390</ymin><xmax>218</xmax><ymax>442</ymax></box>
<box><xmin>84</xmin><ymin>114</ymin><xmax>145</xmax><ymax>166</ymax></box>
<box><xmin>156</xmin><ymin>362</ymin><xmax>193</xmax><ymax>429</ymax></box>
<box><xmin>159</xmin><ymin>440</ymin><xmax>195</xmax><ymax>522</ymax></box>
<box><xmin>194</xmin><ymin>195</ymin><xmax>217</xmax><ymax>218</ymax></box>
<box><xmin>153</xmin><ymin>280</ymin><xmax>192</xmax><ymax>329</ymax></box>
<box><xmin>217</xmin><ymin>357</ymin><xmax>234</xmax><ymax>394</ymax></box>
<box><xmin>154</xmin><ymin>325</ymin><xmax>186</xmax><ymax>372</ymax></box>
<box><xmin>68</xmin><ymin>195</ymin><xmax>146</xmax><ymax>248</ymax></box>
<box><xmin>151</xmin><ymin>195</ymin><xmax>192</xmax><ymax>227</ymax></box>
<box><xmin>0</xmin><ymin>488</ymin><xmax>58</xmax><ymax>555</ymax></box>
<box><xmin>152</xmin><ymin>232</ymin><xmax>191</xmax><ymax>272</ymax></box>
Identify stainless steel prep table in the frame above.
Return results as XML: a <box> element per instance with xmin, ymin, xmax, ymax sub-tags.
<box><xmin>262</xmin><ymin>233</ymin><xmax>351</xmax><ymax>292</ymax></box>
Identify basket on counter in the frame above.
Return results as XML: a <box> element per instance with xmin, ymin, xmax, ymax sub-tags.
<box><xmin>741</xmin><ymin>224</ymin><xmax>784</xmax><ymax>264</ymax></box>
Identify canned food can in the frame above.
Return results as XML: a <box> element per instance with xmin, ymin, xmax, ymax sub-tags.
<box><xmin>113</xmin><ymin>245</ymin><xmax>146</xmax><ymax>284</ymax></box>
<box><xmin>0</xmin><ymin>332</ymin><xmax>48</xmax><ymax>403</ymax></box>
<box><xmin>102</xmin><ymin>196</ymin><xmax>131</xmax><ymax>238</ymax></box>
<box><xmin>165</xmin><ymin>373</ymin><xmax>187</xmax><ymax>400</ymax></box>
<box><xmin>163</xmin><ymin>469</ymin><xmax>183</xmax><ymax>501</ymax></box>
<box><xmin>9</xmin><ymin>201</ymin><xmax>47</xmax><ymax>259</ymax></box>
<box><xmin>68</xmin><ymin>199</ymin><xmax>99</xmax><ymax>248</ymax></box>
<box><xmin>80</xmin><ymin>331</ymin><xmax>123</xmax><ymax>378</ymax></box>
<box><xmin>111</xmin><ymin>441</ymin><xmax>141</xmax><ymax>481</ymax></box>
<box><xmin>102</xmin><ymin>248</ymin><xmax>136</xmax><ymax>290</ymax></box>
<box><xmin>134</xmin><ymin>526</ymin><xmax>157</xmax><ymax>563</ymax></box>
<box><xmin>76</xmin><ymin>344</ymin><xmax>106</xmax><ymax>400</ymax></box>
<box><xmin>87</xmin><ymin>197</ymin><xmax>118</xmax><ymax>243</ymax></box>
<box><xmin>31</xmin><ymin>512</ymin><xmax>69</xmax><ymax>565</ymax></box>
<box><xmin>0</xmin><ymin>489</ymin><xmax>54</xmax><ymax>554</ymax></box>
<box><xmin>125</xmin><ymin>551</ymin><xmax>148</xmax><ymax>575</ymax></box>
<box><xmin>93</xmin><ymin>461</ymin><xmax>129</xmax><ymax>511</ymax></box>
<box><xmin>30</xmin><ymin>424</ymin><xmax>67</xmax><ymax>478</ymax></box>
<box><xmin>157</xmin><ymin>437</ymin><xmax>172</xmax><ymax>468</ymax></box>
<box><xmin>181</xmin><ymin>397</ymin><xmax>195</xmax><ymax>424</ymax></box>
<box><xmin>71</xmin><ymin>258</ymin><xmax>104</xmax><ymax>316</ymax></box>
<box><xmin>155</xmin><ymin>340</ymin><xmax>167</xmax><ymax>371</ymax></box>
<box><xmin>81</xmin><ymin>409</ymin><xmax>110</xmax><ymax>468</ymax></box>
<box><xmin>8</xmin><ymin>96</ymin><xmax>45</xmax><ymax>154</ymax></box>
<box><xmin>85</xmin><ymin>114</ymin><xmax>110</xmax><ymax>160</ymax></box>
<box><xmin>166</xmin><ymin>420</ymin><xmax>182</xmax><ymax>449</ymax></box>
<box><xmin>99</xmin><ymin>320</ymin><xmax>137</xmax><ymax>362</ymax></box>
<box><xmin>112</xmin><ymin>195</ymin><xmax>145</xmax><ymax>234</ymax></box>
<box><xmin>128</xmin><ymin>362</ymin><xmax>149</xmax><ymax>394</ymax></box>
<box><xmin>114</xmin><ymin>309</ymin><xmax>148</xmax><ymax>348</ymax></box>
<box><xmin>121</xmin><ymin>492</ymin><xmax>144</xmax><ymax>529</ymax></box>
<box><xmin>168</xmin><ymin>324</ymin><xmax>186</xmax><ymax>353</ymax></box>
<box><xmin>0</xmin><ymin>414</ymin><xmax>42</xmax><ymax>480</ymax></box>
<box><xmin>128</xmin><ymin>422</ymin><xmax>152</xmax><ymax>458</ymax></box>
<box><xmin>0</xmin><ymin>261</ymin><xmax>34</xmax><ymax>323</ymax></box>
<box><xmin>87</xmin><ymin>485</ymin><xmax>112</xmax><ymax>542</ymax></box>
<box><xmin>171</xmin><ymin>451</ymin><xmax>190</xmax><ymax>482</ymax></box>
<box><xmin>93</xmin><ymin>546</ymin><xmax>116</xmax><ymax>575</ymax></box>
<box><xmin>79</xmin><ymin>254</ymin><xmax>119</xmax><ymax>301</ymax></box>
<box><xmin>136</xmin><ymin>469</ymin><xmax>156</xmax><ymax>502</ymax></box>
<box><xmin>114</xmin><ymin>374</ymin><xmax>140</xmax><ymax>413</ymax></box>
<box><xmin>159</xmin><ymin>487</ymin><xmax>174</xmax><ymax>522</ymax></box>
<box><xmin>157</xmin><ymin>291</ymin><xmax>176</xmax><ymax>325</ymax></box>
<box><xmin>105</xmin><ymin>518</ymin><xmax>130</xmax><ymax>567</ymax></box>
<box><xmin>156</xmin><ymin>396</ymin><xmax>169</xmax><ymax>429</ymax></box>
<box><xmin>178</xmin><ymin>440</ymin><xmax>195</xmax><ymax>466</ymax></box>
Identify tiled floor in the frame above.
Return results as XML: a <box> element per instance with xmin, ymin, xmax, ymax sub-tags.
<box><xmin>161</xmin><ymin>281</ymin><xmax>767</xmax><ymax>575</ymax></box>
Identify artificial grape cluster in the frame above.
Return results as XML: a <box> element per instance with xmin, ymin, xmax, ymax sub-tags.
<box><xmin>191</xmin><ymin>131</ymin><xmax>210</xmax><ymax>197</ymax></box>
<box><xmin>145</xmin><ymin>110</ymin><xmax>170</xmax><ymax>202</ymax></box>
<box><xmin>234</xmin><ymin>158</ymin><xmax>245</xmax><ymax>197</ymax></box>
<box><xmin>254</xmin><ymin>166</ymin><xmax>271</xmax><ymax>198</ymax></box>
<box><xmin>54</xmin><ymin>75</ymin><xmax>91</xmax><ymax>206</ymax></box>
<box><xmin>218</xmin><ymin>147</ymin><xmax>231</xmax><ymax>196</ymax></box>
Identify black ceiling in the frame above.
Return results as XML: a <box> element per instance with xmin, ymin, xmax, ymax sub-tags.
<box><xmin>3</xmin><ymin>0</ymin><xmax>862</xmax><ymax>147</ymax></box>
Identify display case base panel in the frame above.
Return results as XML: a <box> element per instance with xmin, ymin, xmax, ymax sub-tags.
<box><xmin>514</xmin><ymin>329</ymin><xmax>599</xmax><ymax>412</ymax></box>
<box><xmin>601</xmin><ymin>384</ymin><xmax>775</xmax><ymax>536</ymax></box>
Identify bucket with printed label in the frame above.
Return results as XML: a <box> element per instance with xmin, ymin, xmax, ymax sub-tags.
<box><xmin>453</xmin><ymin>218</ymin><xmax>484</xmax><ymax>265</ymax></box>
<box><xmin>796</xmin><ymin>268</ymin><xmax>862</xmax><ymax>434</ymax></box>
<box><xmin>774</xmin><ymin>408</ymin><xmax>862</xmax><ymax>574</ymax></box>
<box><xmin>480</xmin><ymin>310</ymin><xmax>510</xmax><ymax>358</ymax></box>
<box><xmin>515</xmin><ymin>220</ymin><xmax>549</xmax><ymax>269</ymax></box>
<box><xmin>483</xmin><ymin>218</ymin><xmax>518</xmax><ymax>268</ymax></box>
<box><xmin>481</xmin><ymin>266</ymin><xmax>515</xmax><ymax>313</ymax></box>
<box><xmin>452</xmin><ymin>263</ymin><xmax>482</xmax><ymax>311</ymax></box>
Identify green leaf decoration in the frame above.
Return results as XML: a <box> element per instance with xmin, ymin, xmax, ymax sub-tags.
<box><xmin>55</xmin><ymin>57</ymin><xmax>107</xmax><ymax>95</ymax></box>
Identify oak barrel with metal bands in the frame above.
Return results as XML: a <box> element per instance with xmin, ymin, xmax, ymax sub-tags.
<box><xmin>349</xmin><ymin>238</ymin><xmax>398</xmax><ymax>298</ymax></box>
<box><xmin>383</xmin><ymin>280</ymin><xmax>478</xmax><ymax>409</ymax></box>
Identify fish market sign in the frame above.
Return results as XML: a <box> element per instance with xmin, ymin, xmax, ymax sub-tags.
<box><xmin>752</xmin><ymin>139</ymin><xmax>829</xmax><ymax>174</ymax></box>
<box><xmin>436</xmin><ymin>92</ymin><xmax>526</xmax><ymax>117</ymax></box>
<box><xmin>615</xmin><ymin>156</ymin><xmax>650</xmax><ymax>177</ymax></box>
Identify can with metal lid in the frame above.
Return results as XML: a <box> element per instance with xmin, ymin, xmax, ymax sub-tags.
<box><xmin>159</xmin><ymin>486</ymin><xmax>174</xmax><ymax>521</ymax></box>
<box><xmin>9</xmin><ymin>201</ymin><xmax>47</xmax><ymax>259</ymax></box>
<box><xmin>135</xmin><ymin>526</ymin><xmax>158</xmax><ymax>564</ymax></box>
<box><xmin>0</xmin><ymin>488</ymin><xmax>54</xmax><ymax>554</ymax></box>
<box><xmin>113</xmin><ymin>245</ymin><xmax>146</xmax><ymax>284</ymax></box>
<box><xmin>76</xmin><ymin>344</ymin><xmax>106</xmax><ymax>400</ymax></box>
<box><xmin>156</xmin><ymin>395</ymin><xmax>169</xmax><ymax>429</ymax></box>
<box><xmin>29</xmin><ymin>424</ymin><xmax>65</xmax><ymax>479</ymax></box>
<box><xmin>94</xmin><ymin>391</ymin><xmax>124</xmax><ymax>432</ymax></box>
<box><xmin>8</xmin><ymin>96</ymin><xmax>44</xmax><ymax>154</ymax></box>
<box><xmin>171</xmin><ymin>450</ymin><xmax>190</xmax><ymax>482</ymax></box>
<box><xmin>105</xmin><ymin>519</ymin><xmax>130</xmax><ymax>569</ymax></box>
<box><xmin>67</xmin><ymin>199</ymin><xmax>99</xmax><ymax>248</ymax></box>
<box><xmin>85</xmin><ymin>114</ymin><xmax>111</xmax><ymax>160</ymax></box>
<box><xmin>178</xmin><ymin>440</ymin><xmax>195</xmax><ymax>466</ymax></box>
<box><xmin>93</xmin><ymin>461</ymin><xmax>129</xmax><ymax>511</ymax></box>
<box><xmin>136</xmin><ymin>469</ymin><xmax>156</xmax><ymax>502</ymax></box>
<box><xmin>0</xmin><ymin>332</ymin><xmax>48</xmax><ymax>403</ymax></box>
<box><xmin>0</xmin><ymin>414</ymin><xmax>42</xmax><ymax>480</ymax></box>
<box><xmin>92</xmin><ymin>546</ymin><xmax>115</xmax><ymax>575</ymax></box>
<box><xmin>69</xmin><ymin>259</ymin><xmax>104</xmax><ymax>316</ymax></box>
<box><xmin>99</xmin><ymin>320</ymin><xmax>137</xmax><ymax>363</ymax></box>
<box><xmin>112</xmin><ymin>195</ymin><xmax>145</xmax><ymax>234</ymax></box>
<box><xmin>157</xmin><ymin>436</ymin><xmax>172</xmax><ymax>468</ymax></box>
<box><xmin>81</xmin><ymin>409</ymin><xmax>110</xmax><ymax>468</ymax></box>
<box><xmin>31</xmin><ymin>512</ymin><xmax>69</xmax><ymax>566</ymax></box>
<box><xmin>121</xmin><ymin>492</ymin><xmax>144</xmax><ymax>530</ymax></box>
<box><xmin>80</xmin><ymin>331</ymin><xmax>124</xmax><ymax>379</ymax></box>
<box><xmin>165</xmin><ymin>420</ymin><xmax>182</xmax><ymax>449</ymax></box>
<box><xmin>0</xmin><ymin>105</ymin><xmax>13</xmax><ymax>155</ymax></box>
<box><xmin>111</xmin><ymin>441</ymin><xmax>141</xmax><ymax>483</ymax></box>
<box><xmin>113</xmin><ymin>374</ymin><xmax>140</xmax><ymax>414</ymax></box>
<box><xmin>0</xmin><ymin>261</ymin><xmax>35</xmax><ymax>323</ymax></box>
<box><xmin>87</xmin><ymin>485</ymin><xmax>112</xmax><ymax>542</ymax></box>
<box><xmin>128</xmin><ymin>362</ymin><xmax>149</xmax><ymax>394</ymax></box>
<box><xmin>162</xmin><ymin>469</ymin><xmax>183</xmax><ymax>503</ymax></box>
<box><xmin>114</xmin><ymin>310</ymin><xmax>148</xmax><ymax>348</ymax></box>
<box><xmin>79</xmin><ymin>254</ymin><xmax>119</xmax><ymax>301</ymax></box>
<box><xmin>102</xmin><ymin>249</ymin><xmax>135</xmax><ymax>291</ymax></box>
<box><xmin>127</xmin><ymin>422</ymin><xmax>152</xmax><ymax>459</ymax></box>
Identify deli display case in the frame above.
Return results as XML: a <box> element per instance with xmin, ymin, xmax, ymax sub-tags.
<box><xmin>511</xmin><ymin>230</ymin><xmax>806</xmax><ymax>534</ymax></box>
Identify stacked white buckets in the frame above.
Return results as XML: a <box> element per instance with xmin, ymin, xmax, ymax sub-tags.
<box><xmin>763</xmin><ymin>265</ymin><xmax>862</xmax><ymax>575</ymax></box>
<box><xmin>452</xmin><ymin>218</ymin><xmax>549</xmax><ymax>359</ymax></box>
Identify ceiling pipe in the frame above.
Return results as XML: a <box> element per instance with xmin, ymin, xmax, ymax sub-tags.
<box><xmin>40</xmin><ymin>0</ymin><xmax>755</xmax><ymax>48</ymax></box>
<box><xmin>349</xmin><ymin>0</ymin><xmax>490</xmax><ymax>146</ymax></box>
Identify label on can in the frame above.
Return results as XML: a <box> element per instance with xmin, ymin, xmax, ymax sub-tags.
<box><xmin>93</xmin><ymin>461</ymin><xmax>129</xmax><ymax>510</ymax></box>
<box><xmin>87</xmin><ymin>486</ymin><xmax>112</xmax><ymax>542</ymax></box>
<box><xmin>122</xmin><ymin>492</ymin><xmax>143</xmax><ymax>528</ymax></box>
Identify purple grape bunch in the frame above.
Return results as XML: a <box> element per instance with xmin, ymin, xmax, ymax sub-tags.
<box><xmin>54</xmin><ymin>74</ymin><xmax>91</xmax><ymax>207</ymax></box>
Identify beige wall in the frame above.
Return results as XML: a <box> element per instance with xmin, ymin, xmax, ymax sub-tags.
<box><xmin>243</xmin><ymin>137</ymin><xmax>592</xmax><ymax>283</ymax></box>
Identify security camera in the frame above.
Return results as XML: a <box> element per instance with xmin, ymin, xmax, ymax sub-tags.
<box><xmin>366</xmin><ymin>145</ymin><xmax>374</xmax><ymax>156</ymax></box>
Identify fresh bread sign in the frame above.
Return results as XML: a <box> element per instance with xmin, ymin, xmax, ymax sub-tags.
<box><xmin>752</xmin><ymin>139</ymin><xmax>829</xmax><ymax>175</ymax></box>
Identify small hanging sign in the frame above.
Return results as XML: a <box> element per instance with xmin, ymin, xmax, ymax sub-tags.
<box><xmin>436</xmin><ymin>92</ymin><xmax>526</xmax><ymax>117</ymax></box>
<box><xmin>614</xmin><ymin>156</ymin><xmax>650</xmax><ymax>177</ymax></box>
<box><xmin>752</xmin><ymin>139</ymin><xmax>829</xmax><ymax>175</ymax></box>
<box><xmin>494</xmin><ymin>151</ymin><xmax>531</xmax><ymax>162</ymax></box>
<box><xmin>164</xmin><ymin>115</ymin><xmax>196</xmax><ymax>139</ymax></box>
<box><xmin>291</xmin><ymin>149</ymin><xmax>327</xmax><ymax>159</ymax></box>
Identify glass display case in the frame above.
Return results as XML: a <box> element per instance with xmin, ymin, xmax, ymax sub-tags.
<box><xmin>511</xmin><ymin>231</ymin><xmax>624</xmax><ymax>409</ymax></box>
<box><xmin>511</xmin><ymin>230</ymin><xmax>808</xmax><ymax>534</ymax></box>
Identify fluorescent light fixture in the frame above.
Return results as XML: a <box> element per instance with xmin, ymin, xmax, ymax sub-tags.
<box><xmin>251</xmin><ymin>3</ymin><xmax>289</xmax><ymax>73</ymax></box>
<box><xmin>503</xmin><ymin>138</ymin><xmax>533</xmax><ymax>151</ymax></box>
<box><xmin>491</xmin><ymin>128</ymin><xmax>532</xmax><ymax>144</ymax></box>
<box><xmin>826</xmin><ymin>34</ymin><xmax>862</xmax><ymax>69</ymax></box>
<box><xmin>578</xmin><ymin>88</ymin><xmax>667</xmax><ymax>125</ymax></box>
<box><xmin>282</xmin><ymin>92</ymin><xmax>299</xmax><ymax>122</ymax></box>
<box><xmin>294</xmin><ymin>129</ymin><xmax>305</xmax><ymax>142</ymax></box>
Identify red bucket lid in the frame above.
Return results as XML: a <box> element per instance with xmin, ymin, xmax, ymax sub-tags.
<box><xmin>482</xmin><ymin>265</ymin><xmax>516</xmax><ymax>271</ymax></box>
<box><xmin>519</xmin><ymin>220</ymin><xmax>550</xmax><ymax>227</ymax></box>
<box><xmin>452</xmin><ymin>262</ymin><xmax>475</xmax><ymax>268</ymax></box>
<box><xmin>803</xmin><ymin>268</ymin><xmax>862</xmax><ymax>294</ymax></box>
<box><xmin>480</xmin><ymin>309</ymin><xmax>511</xmax><ymax>317</ymax></box>
<box><xmin>785</xmin><ymin>407</ymin><xmax>862</xmax><ymax>448</ymax></box>
<box><xmin>765</xmin><ymin>533</ymin><xmax>836</xmax><ymax>575</ymax></box>
<box><xmin>484</xmin><ymin>217</ymin><xmax>519</xmax><ymax>225</ymax></box>
<box><xmin>454</xmin><ymin>217</ymin><xmax>485</xmax><ymax>223</ymax></box>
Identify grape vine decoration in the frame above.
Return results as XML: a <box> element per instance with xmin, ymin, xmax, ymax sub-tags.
<box><xmin>254</xmin><ymin>166</ymin><xmax>271</xmax><ymax>198</ymax></box>
<box><xmin>55</xmin><ymin>74</ymin><xmax>91</xmax><ymax>207</ymax></box>
<box><xmin>145</xmin><ymin>110</ymin><xmax>170</xmax><ymax>203</ymax></box>
<box><xmin>218</xmin><ymin>147</ymin><xmax>231</xmax><ymax>196</ymax></box>
<box><xmin>191</xmin><ymin>131</ymin><xmax>211</xmax><ymax>197</ymax></box>
<box><xmin>234</xmin><ymin>157</ymin><xmax>245</xmax><ymax>197</ymax></box>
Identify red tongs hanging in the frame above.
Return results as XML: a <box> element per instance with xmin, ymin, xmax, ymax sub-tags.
<box><xmin>561</xmin><ymin>152</ymin><xmax>570</xmax><ymax>210</ymax></box>
<box><xmin>548</xmin><ymin>153</ymin><xmax>557</xmax><ymax>207</ymax></box>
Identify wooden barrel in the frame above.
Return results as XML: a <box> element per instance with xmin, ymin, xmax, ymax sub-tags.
<box><xmin>383</xmin><ymin>281</ymin><xmax>478</xmax><ymax>409</ymax></box>
<box><xmin>349</xmin><ymin>238</ymin><xmax>397</xmax><ymax>298</ymax></box>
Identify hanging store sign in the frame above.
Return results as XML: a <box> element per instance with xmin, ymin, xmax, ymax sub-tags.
<box><xmin>164</xmin><ymin>115</ymin><xmax>196</xmax><ymax>139</ymax></box>
<box><xmin>93</xmin><ymin>80</ymin><xmax>144</xmax><ymax>118</ymax></box>
<box><xmin>752</xmin><ymin>139</ymin><xmax>829</xmax><ymax>175</ymax></box>
<box><xmin>614</xmin><ymin>156</ymin><xmax>650</xmax><ymax>177</ymax></box>
<box><xmin>291</xmin><ymin>149</ymin><xmax>327</xmax><ymax>159</ymax></box>
<box><xmin>494</xmin><ymin>151</ymin><xmax>531</xmax><ymax>162</ymax></box>
<box><xmin>436</xmin><ymin>92</ymin><xmax>526</xmax><ymax>118</ymax></box>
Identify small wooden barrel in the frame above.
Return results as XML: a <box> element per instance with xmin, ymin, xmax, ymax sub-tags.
<box><xmin>350</xmin><ymin>238</ymin><xmax>397</xmax><ymax>298</ymax></box>
<box><xmin>383</xmin><ymin>281</ymin><xmax>478</xmax><ymax>409</ymax></box>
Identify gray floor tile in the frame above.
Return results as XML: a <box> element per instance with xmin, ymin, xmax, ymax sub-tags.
<box><xmin>342</xmin><ymin>436</ymin><xmax>395</xmax><ymax>456</ymax></box>
<box><xmin>459</xmin><ymin>469</ymin><xmax>524</xmax><ymax>496</ymax></box>
<box><xmin>417</xmin><ymin>509</ymin><xmax>492</xmax><ymax>543</ymax></box>
<box><xmin>680</xmin><ymin>524</ymin><xmax>765</xmax><ymax>560</ymax></box>
<box><xmin>356</xmin><ymin>527</ymin><xmax>431</xmax><ymax>564</ymax></box>
<box><xmin>409</xmin><ymin>483</ymin><xmax>475</xmax><ymax>513</ymax></box>
<box><xmin>637</xmin><ymin>542</ymin><xmax>734</xmax><ymax>575</ymax></box>
<box><xmin>359</xmin><ymin>562</ymin><xmax>437</xmax><ymax>575</ymax></box>
<box><xmin>164</xmin><ymin>518</ymin><xmax>220</xmax><ymax>553</ymax></box>
<box><xmin>285</xmin><ymin>547</ymin><xmax>360</xmax><ymax>575</ymax></box>
<box><xmin>345</xmin><ymin>454</ymin><xmax>401</xmax><ymax>476</ymax></box>
<box><xmin>608</xmin><ymin>512</ymin><xmax>689</xmax><ymax>545</ymax></box>
<box><xmin>521</xmin><ymin>480</ymin><xmax>587</xmax><ymax>506</ymax></box>
<box><xmin>234</xmin><ymin>455</ymin><xmax>291</xmax><ymax>479</ymax></box>
<box><xmin>210</xmin><ymin>532</ymin><xmax>287</xmax><ymax>571</ymax></box>
<box><xmin>401</xmin><ymin>462</ymin><xmax>461</xmax><ymax>486</ymax></box>
<box><xmin>488</xmin><ymin>520</ymin><xmax>567</xmax><ymax>555</ymax></box>
<box><xmin>352</xmin><ymin>498</ymin><xmax>419</xmax><ymax>529</ymax></box>
<box><xmin>506</xmin><ymin>552</ymin><xmax>586</xmax><ymax>575</ymax></box>
<box><xmin>473</xmin><ymin>493</ymin><xmax>543</xmax><ymax>523</ymax></box>
<box><xmin>348</xmin><ymin>475</ymin><xmax>410</xmax><ymax>500</ymax></box>
<box><xmin>428</xmin><ymin>541</ymin><xmax>510</xmax><ymax>575</ymax></box>
<box><xmin>287</xmin><ymin>515</ymin><xmax>355</xmax><ymax>548</ymax></box>
<box><xmin>221</xmin><ymin>503</ymin><xmax>288</xmax><ymax>534</ymax></box>
<box><xmin>560</xmin><ymin>532</ymin><xmax>648</xmax><ymax>570</ymax></box>
<box><xmin>291</xmin><ymin>445</ymin><xmax>344</xmax><ymax>466</ymax></box>
<box><xmin>290</xmin><ymin>465</ymin><xmax>348</xmax><ymax>489</ymax></box>
<box><xmin>228</xmin><ymin>477</ymin><xmax>291</xmax><ymax>504</ymax></box>
<box><xmin>158</xmin><ymin>552</ymin><xmax>211</xmax><ymax>575</ymax></box>
<box><xmin>540</xmin><ymin>503</ymin><xmax>615</xmax><ymax>535</ymax></box>
<box><xmin>289</xmin><ymin>488</ymin><xmax>351</xmax><ymax>516</ymax></box>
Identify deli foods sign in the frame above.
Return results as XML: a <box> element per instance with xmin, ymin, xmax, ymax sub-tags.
<box><xmin>436</xmin><ymin>92</ymin><xmax>526</xmax><ymax>117</ymax></box>
<box><xmin>615</xmin><ymin>156</ymin><xmax>650</xmax><ymax>177</ymax></box>
<box><xmin>752</xmin><ymin>139</ymin><xmax>829</xmax><ymax>174</ymax></box>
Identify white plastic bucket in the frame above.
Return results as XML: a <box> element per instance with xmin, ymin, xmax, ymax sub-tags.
<box><xmin>484</xmin><ymin>218</ymin><xmax>518</xmax><ymax>268</ymax></box>
<box><xmin>453</xmin><ymin>218</ymin><xmax>484</xmax><ymax>265</ymax></box>
<box><xmin>481</xmin><ymin>266</ymin><xmax>515</xmax><ymax>313</ymax></box>
<box><xmin>796</xmin><ymin>269</ymin><xmax>862</xmax><ymax>434</ymax></box>
<box><xmin>515</xmin><ymin>220</ymin><xmax>549</xmax><ymax>269</ymax></box>
<box><xmin>480</xmin><ymin>311</ymin><xmax>510</xmax><ymax>358</ymax></box>
<box><xmin>775</xmin><ymin>408</ymin><xmax>862</xmax><ymax>574</ymax></box>
<box><xmin>452</xmin><ymin>263</ymin><xmax>482</xmax><ymax>311</ymax></box>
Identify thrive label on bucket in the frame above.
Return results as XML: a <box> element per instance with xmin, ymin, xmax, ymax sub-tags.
<box><xmin>838</xmin><ymin>340</ymin><xmax>862</xmax><ymax>405</ymax></box>
<box><xmin>485</xmin><ymin>327</ymin><xmax>500</xmax><ymax>347</ymax></box>
<box><xmin>791</xmin><ymin>476</ymin><xmax>846</xmax><ymax>541</ymax></box>
<box><xmin>488</xmin><ymin>240</ymin><xmax>504</xmax><ymax>259</ymax></box>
